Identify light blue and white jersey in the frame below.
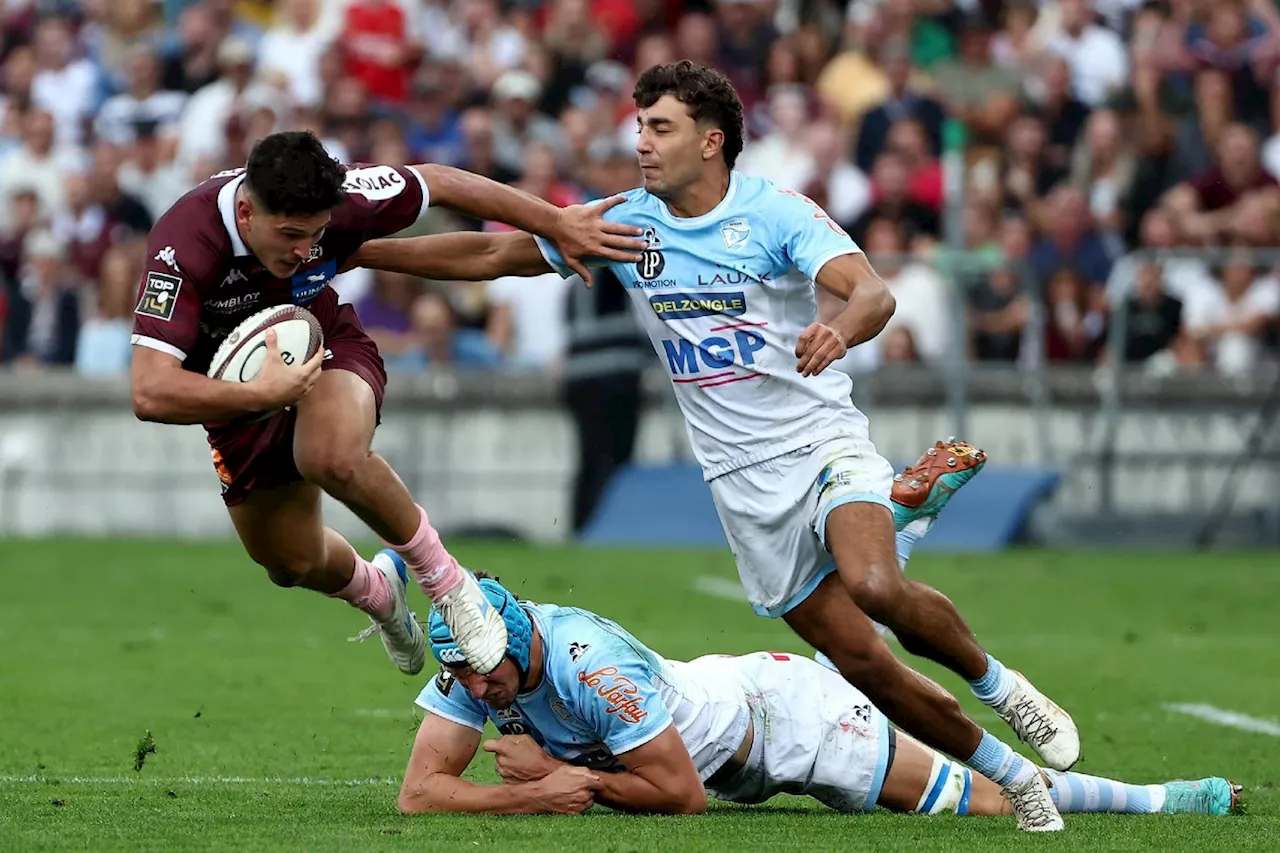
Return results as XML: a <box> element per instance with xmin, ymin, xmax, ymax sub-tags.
<box><xmin>416</xmin><ymin>602</ymin><xmax>749</xmax><ymax>780</ymax></box>
<box><xmin>536</xmin><ymin>172</ymin><xmax>870</xmax><ymax>479</ymax></box>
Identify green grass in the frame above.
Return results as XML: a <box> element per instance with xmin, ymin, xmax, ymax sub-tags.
<box><xmin>1</xmin><ymin>540</ymin><xmax>1278</xmax><ymax>851</ymax></box>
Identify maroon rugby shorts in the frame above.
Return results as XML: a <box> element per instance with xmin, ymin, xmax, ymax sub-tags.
<box><xmin>206</xmin><ymin>304</ymin><xmax>388</xmax><ymax>506</ymax></box>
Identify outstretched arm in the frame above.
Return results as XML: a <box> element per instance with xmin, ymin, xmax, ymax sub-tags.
<box><xmin>349</xmin><ymin>230</ymin><xmax>553</xmax><ymax>282</ymax></box>
<box><xmin>398</xmin><ymin>714</ymin><xmax>601</xmax><ymax>815</ymax></box>
<box><xmin>411</xmin><ymin>167</ymin><xmax>644</xmax><ymax>283</ymax></box>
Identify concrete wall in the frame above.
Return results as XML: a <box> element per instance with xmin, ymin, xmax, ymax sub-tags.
<box><xmin>1</xmin><ymin>394</ymin><xmax>1274</xmax><ymax>541</ymax></box>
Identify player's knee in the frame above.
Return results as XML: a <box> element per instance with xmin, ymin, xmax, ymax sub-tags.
<box><xmin>296</xmin><ymin>445</ymin><xmax>364</xmax><ymax>493</ymax></box>
<box><xmin>248</xmin><ymin>551</ymin><xmax>320</xmax><ymax>588</ymax></box>
<box><xmin>843</xmin><ymin>563</ymin><xmax>906</xmax><ymax>624</ymax></box>
<box><xmin>822</xmin><ymin>639</ymin><xmax>896</xmax><ymax>683</ymax></box>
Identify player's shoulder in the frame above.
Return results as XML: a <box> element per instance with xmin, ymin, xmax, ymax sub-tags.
<box><xmin>148</xmin><ymin>171</ymin><xmax>239</xmax><ymax>270</ymax></box>
<box><xmin>734</xmin><ymin>173</ymin><xmax>817</xmax><ymax>213</ymax></box>
<box><xmin>536</xmin><ymin>605</ymin><xmax>653</xmax><ymax>686</ymax></box>
<box><xmin>596</xmin><ymin>186</ymin><xmax>656</xmax><ymax>221</ymax></box>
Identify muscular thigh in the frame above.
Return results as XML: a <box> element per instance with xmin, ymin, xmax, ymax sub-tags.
<box><xmin>822</xmin><ymin>501</ymin><xmax>899</xmax><ymax>592</ymax></box>
<box><xmin>293</xmin><ymin>303</ymin><xmax>388</xmax><ymax>470</ymax></box>
<box><xmin>293</xmin><ymin>367</ymin><xmax>378</xmax><ymax>470</ymax></box>
<box><xmin>227</xmin><ymin>480</ymin><xmax>326</xmax><ymax>568</ymax></box>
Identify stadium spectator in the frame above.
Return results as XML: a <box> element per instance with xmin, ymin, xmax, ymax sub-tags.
<box><xmin>338</xmin><ymin>0</ymin><xmax>418</xmax><ymax>106</ymax></box>
<box><xmin>1043</xmin><ymin>266</ymin><xmax>1108</xmax><ymax>364</ymax></box>
<box><xmin>490</xmin><ymin>70</ymin><xmax>563</xmax><ymax>178</ymax></box>
<box><xmin>384</xmin><ymin>290</ymin><xmax>501</xmax><ymax>372</ymax></box>
<box><xmin>1069</xmin><ymin>108</ymin><xmax>1136</xmax><ymax>241</ymax></box>
<box><xmin>1030</xmin><ymin>185</ymin><xmax>1116</xmax><ymax>293</ymax></box>
<box><xmin>30</xmin><ymin>15</ymin><xmax>97</xmax><ymax>147</ymax></box>
<box><xmin>1045</xmin><ymin>0</ymin><xmax>1129</xmax><ymax>108</ymax></box>
<box><xmin>1001</xmin><ymin>113</ymin><xmax>1067</xmax><ymax>220</ymax></box>
<box><xmin>1030</xmin><ymin>56</ymin><xmax>1091</xmax><ymax>173</ymax></box>
<box><xmin>737</xmin><ymin>84</ymin><xmax>814</xmax><ymax>191</ymax></box>
<box><xmin>159</xmin><ymin>2</ymin><xmax>229</xmax><ymax>96</ymax></box>
<box><xmin>799</xmin><ymin>120</ymin><xmax>871</xmax><ymax>232</ymax></box>
<box><xmin>356</xmin><ymin>270</ymin><xmax>421</xmax><ymax>359</ymax></box>
<box><xmin>256</xmin><ymin>0</ymin><xmax>332</xmax><ymax>109</ymax></box>
<box><xmin>930</xmin><ymin>14</ymin><xmax>1022</xmax><ymax>146</ymax></box>
<box><xmin>74</xmin><ymin>240</ymin><xmax>138</xmax><ymax>375</ymax></box>
<box><xmin>0</xmin><ymin>109</ymin><xmax>80</xmax><ymax>230</ymax></box>
<box><xmin>863</xmin><ymin>216</ymin><xmax>952</xmax><ymax>364</ymax></box>
<box><xmin>9</xmin><ymin>228</ymin><xmax>79</xmax><ymax>367</ymax></box>
<box><xmin>1121</xmin><ymin>262</ymin><xmax>1184</xmax><ymax>367</ymax></box>
<box><xmin>854</xmin><ymin>37</ymin><xmax>944</xmax><ymax>173</ymax></box>
<box><xmin>1180</xmin><ymin>250</ymin><xmax>1280</xmax><ymax>375</ymax></box>
<box><xmin>854</xmin><ymin>151</ymin><xmax>940</xmax><ymax>245</ymax></box>
<box><xmin>94</xmin><ymin>46</ymin><xmax>187</xmax><ymax>147</ymax></box>
<box><xmin>1163</xmin><ymin>122</ymin><xmax>1280</xmax><ymax>244</ymax></box>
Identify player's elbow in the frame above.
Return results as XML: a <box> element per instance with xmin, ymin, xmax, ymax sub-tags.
<box><xmin>869</xmin><ymin>278</ymin><xmax>896</xmax><ymax>330</ymax></box>
<box><xmin>674</xmin><ymin>790</ymin><xmax>708</xmax><ymax>814</ymax></box>
<box><xmin>397</xmin><ymin>779</ymin><xmax>445</xmax><ymax>815</ymax></box>
<box><xmin>130</xmin><ymin>374</ymin><xmax>164</xmax><ymax>423</ymax></box>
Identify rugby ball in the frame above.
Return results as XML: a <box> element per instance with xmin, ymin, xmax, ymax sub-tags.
<box><xmin>207</xmin><ymin>305</ymin><xmax>324</xmax><ymax>383</ymax></box>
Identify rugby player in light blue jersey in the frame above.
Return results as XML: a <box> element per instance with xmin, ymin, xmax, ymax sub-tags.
<box><xmin>353</xmin><ymin>60</ymin><xmax>1078</xmax><ymax>831</ymax></box>
<box><xmin>394</xmin><ymin>568</ymin><xmax>1241</xmax><ymax>822</ymax></box>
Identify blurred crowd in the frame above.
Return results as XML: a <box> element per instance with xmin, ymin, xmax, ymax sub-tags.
<box><xmin>1</xmin><ymin>0</ymin><xmax>1279</xmax><ymax>377</ymax></box>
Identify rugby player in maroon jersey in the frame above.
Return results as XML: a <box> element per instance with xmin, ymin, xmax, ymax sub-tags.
<box><xmin>129</xmin><ymin>131</ymin><xmax>644</xmax><ymax>677</ymax></box>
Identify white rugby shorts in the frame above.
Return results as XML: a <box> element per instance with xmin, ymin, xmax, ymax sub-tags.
<box><xmin>698</xmin><ymin>651</ymin><xmax>891</xmax><ymax>812</ymax></box>
<box><xmin>708</xmin><ymin>432</ymin><xmax>894</xmax><ymax>617</ymax></box>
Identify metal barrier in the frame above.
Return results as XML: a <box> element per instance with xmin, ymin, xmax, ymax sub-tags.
<box><xmin>1098</xmin><ymin>249</ymin><xmax>1280</xmax><ymax>541</ymax></box>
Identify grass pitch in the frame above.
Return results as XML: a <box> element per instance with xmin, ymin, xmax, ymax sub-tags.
<box><xmin>1</xmin><ymin>540</ymin><xmax>1278</xmax><ymax>851</ymax></box>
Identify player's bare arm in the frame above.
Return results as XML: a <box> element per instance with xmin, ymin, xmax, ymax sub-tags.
<box><xmin>485</xmin><ymin>726</ymin><xmax>707</xmax><ymax>815</ymax></box>
<box><xmin>349</xmin><ymin>229</ymin><xmax>552</xmax><ymax>281</ymax></box>
<box><xmin>412</xmin><ymin>165</ymin><xmax>645</xmax><ymax>284</ymax></box>
<box><xmin>398</xmin><ymin>714</ymin><xmax>601</xmax><ymax>815</ymax></box>
<box><xmin>131</xmin><ymin>329</ymin><xmax>322</xmax><ymax>424</ymax></box>
<box><xmin>795</xmin><ymin>252</ymin><xmax>895</xmax><ymax>377</ymax></box>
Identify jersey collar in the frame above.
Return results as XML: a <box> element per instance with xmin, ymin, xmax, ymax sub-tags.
<box><xmin>217</xmin><ymin>173</ymin><xmax>252</xmax><ymax>257</ymax></box>
<box><xmin>653</xmin><ymin>170</ymin><xmax>739</xmax><ymax>229</ymax></box>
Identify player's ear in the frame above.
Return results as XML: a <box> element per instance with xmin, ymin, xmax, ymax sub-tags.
<box><xmin>702</xmin><ymin>127</ymin><xmax>724</xmax><ymax>163</ymax></box>
<box><xmin>235</xmin><ymin>194</ymin><xmax>254</xmax><ymax>229</ymax></box>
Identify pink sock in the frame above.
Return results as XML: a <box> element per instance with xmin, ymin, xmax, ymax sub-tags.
<box><xmin>330</xmin><ymin>548</ymin><xmax>394</xmax><ymax>620</ymax></box>
<box><xmin>389</xmin><ymin>505</ymin><xmax>463</xmax><ymax>600</ymax></box>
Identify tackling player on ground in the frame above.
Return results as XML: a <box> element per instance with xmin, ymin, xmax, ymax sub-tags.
<box><xmin>130</xmin><ymin>131</ymin><xmax>645</xmax><ymax>678</ymax></box>
<box><xmin>395</xmin><ymin>568</ymin><xmax>1241</xmax><ymax>820</ymax></box>
<box><xmin>353</xmin><ymin>64</ymin><xmax>1075</xmax><ymax>830</ymax></box>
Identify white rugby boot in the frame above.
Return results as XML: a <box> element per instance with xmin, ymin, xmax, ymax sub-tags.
<box><xmin>992</xmin><ymin>671</ymin><xmax>1081</xmax><ymax>771</ymax></box>
<box><xmin>1003</xmin><ymin>772</ymin><xmax>1065</xmax><ymax>832</ymax></box>
<box><xmin>350</xmin><ymin>550</ymin><xmax>426</xmax><ymax>676</ymax></box>
<box><xmin>434</xmin><ymin>567</ymin><xmax>507</xmax><ymax>674</ymax></box>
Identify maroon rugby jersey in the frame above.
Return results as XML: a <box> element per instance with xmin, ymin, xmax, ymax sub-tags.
<box><xmin>130</xmin><ymin>164</ymin><xmax>428</xmax><ymax>374</ymax></box>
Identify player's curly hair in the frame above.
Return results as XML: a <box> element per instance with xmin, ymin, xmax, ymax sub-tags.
<box><xmin>244</xmin><ymin>131</ymin><xmax>346</xmax><ymax>216</ymax></box>
<box><xmin>633</xmin><ymin>60</ymin><xmax>744</xmax><ymax>169</ymax></box>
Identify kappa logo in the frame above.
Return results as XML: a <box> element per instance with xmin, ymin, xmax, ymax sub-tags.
<box><xmin>307</xmin><ymin>245</ymin><xmax>323</xmax><ymax>262</ymax></box>
<box><xmin>154</xmin><ymin>246</ymin><xmax>179</xmax><ymax>272</ymax></box>
<box><xmin>568</xmin><ymin>642</ymin><xmax>590</xmax><ymax>662</ymax></box>
<box><xmin>221</xmin><ymin>268</ymin><xmax>248</xmax><ymax>289</ymax></box>
<box><xmin>720</xmin><ymin>217</ymin><xmax>750</xmax><ymax>251</ymax></box>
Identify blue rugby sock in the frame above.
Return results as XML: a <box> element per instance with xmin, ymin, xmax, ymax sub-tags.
<box><xmin>968</xmin><ymin>653</ymin><xmax>1016</xmax><ymax>707</ymax></box>
<box><xmin>966</xmin><ymin>731</ymin><xmax>1037</xmax><ymax>787</ymax></box>
<box><xmin>1044</xmin><ymin>769</ymin><xmax>1164</xmax><ymax>813</ymax></box>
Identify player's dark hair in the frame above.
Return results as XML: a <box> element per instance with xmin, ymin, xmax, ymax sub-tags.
<box><xmin>244</xmin><ymin>131</ymin><xmax>346</xmax><ymax>216</ymax></box>
<box><xmin>633</xmin><ymin>60</ymin><xmax>744</xmax><ymax>169</ymax></box>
